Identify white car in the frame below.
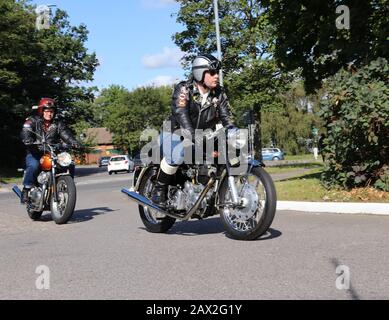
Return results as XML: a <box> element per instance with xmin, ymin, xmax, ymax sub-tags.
<box><xmin>107</xmin><ymin>155</ymin><xmax>134</xmax><ymax>175</ymax></box>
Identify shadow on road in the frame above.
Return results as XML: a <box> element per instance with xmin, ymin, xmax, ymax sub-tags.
<box><xmin>70</xmin><ymin>207</ymin><xmax>116</xmax><ymax>223</ymax></box>
<box><xmin>39</xmin><ymin>207</ymin><xmax>116</xmax><ymax>223</ymax></box>
<box><xmin>143</xmin><ymin>217</ymin><xmax>282</xmax><ymax>240</ymax></box>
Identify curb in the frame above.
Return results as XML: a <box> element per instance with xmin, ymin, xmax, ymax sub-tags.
<box><xmin>277</xmin><ymin>201</ymin><xmax>389</xmax><ymax>215</ymax></box>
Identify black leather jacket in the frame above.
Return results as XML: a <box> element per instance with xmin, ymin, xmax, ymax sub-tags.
<box><xmin>169</xmin><ymin>80</ymin><xmax>235</xmax><ymax>135</ymax></box>
<box><xmin>21</xmin><ymin>116</ymin><xmax>78</xmax><ymax>155</ymax></box>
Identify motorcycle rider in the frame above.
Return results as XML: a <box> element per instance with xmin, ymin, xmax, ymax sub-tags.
<box><xmin>151</xmin><ymin>54</ymin><xmax>236</xmax><ymax>207</ymax></box>
<box><xmin>20</xmin><ymin>98</ymin><xmax>80</xmax><ymax>204</ymax></box>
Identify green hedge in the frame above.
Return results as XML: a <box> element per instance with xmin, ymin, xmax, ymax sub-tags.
<box><xmin>319</xmin><ymin>58</ymin><xmax>389</xmax><ymax>191</ymax></box>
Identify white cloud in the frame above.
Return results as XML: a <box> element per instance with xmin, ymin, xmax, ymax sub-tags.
<box><xmin>142</xmin><ymin>47</ymin><xmax>184</xmax><ymax>69</ymax></box>
<box><xmin>140</xmin><ymin>0</ymin><xmax>177</xmax><ymax>9</ymax></box>
<box><xmin>142</xmin><ymin>75</ymin><xmax>178</xmax><ymax>87</ymax></box>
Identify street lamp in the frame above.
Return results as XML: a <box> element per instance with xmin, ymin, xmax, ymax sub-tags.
<box><xmin>213</xmin><ymin>0</ymin><xmax>223</xmax><ymax>86</ymax></box>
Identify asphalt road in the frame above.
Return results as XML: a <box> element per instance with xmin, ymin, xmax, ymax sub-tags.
<box><xmin>0</xmin><ymin>166</ymin><xmax>388</xmax><ymax>300</ymax></box>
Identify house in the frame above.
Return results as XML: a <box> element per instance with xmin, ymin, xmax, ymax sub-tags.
<box><xmin>83</xmin><ymin>128</ymin><xmax>122</xmax><ymax>164</ymax></box>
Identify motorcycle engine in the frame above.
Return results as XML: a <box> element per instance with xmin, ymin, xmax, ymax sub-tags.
<box><xmin>29</xmin><ymin>187</ymin><xmax>43</xmax><ymax>207</ymax></box>
<box><xmin>171</xmin><ymin>181</ymin><xmax>211</xmax><ymax>213</ymax></box>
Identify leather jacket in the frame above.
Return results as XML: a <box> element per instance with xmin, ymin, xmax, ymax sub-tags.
<box><xmin>21</xmin><ymin>116</ymin><xmax>78</xmax><ymax>155</ymax></box>
<box><xmin>169</xmin><ymin>80</ymin><xmax>235</xmax><ymax>135</ymax></box>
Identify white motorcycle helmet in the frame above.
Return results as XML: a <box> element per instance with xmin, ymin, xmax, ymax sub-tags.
<box><xmin>191</xmin><ymin>54</ymin><xmax>221</xmax><ymax>82</ymax></box>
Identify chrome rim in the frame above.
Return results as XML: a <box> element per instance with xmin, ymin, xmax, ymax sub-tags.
<box><xmin>223</xmin><ymin>174</ymin><xmax>266</xmax><ymax>232</ymax></box>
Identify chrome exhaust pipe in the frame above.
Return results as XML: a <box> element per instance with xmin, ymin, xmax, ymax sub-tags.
<box><xmin>121</xmin><ymin>177</ymin><xmax>215</xmax><ymax>221</ymax></box>
<box><xmin>12</xmin><ymin>186</ymin><xmax>22</xmax><ymax>199</ymax></box>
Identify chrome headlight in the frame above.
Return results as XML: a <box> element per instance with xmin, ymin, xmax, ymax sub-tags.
<box><xmin>228</xmin><ymin>129</ymin><xmax>247</xmax><ymax>149</ymax></box>
<box><xmin>37</xmin><ymin>171</ymin><xmax>50</xmax><ymax>184</ymax></box>
<box><xmin>57</xmin><ymin>152</ymin><xmax>72</xmax><ymax>167</ymax></box>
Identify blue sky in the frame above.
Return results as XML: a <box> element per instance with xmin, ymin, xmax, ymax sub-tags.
<box><xmin>32</xmin><ymin>0</ymin><xmax>186</xmax><ymax>91</ymax></box>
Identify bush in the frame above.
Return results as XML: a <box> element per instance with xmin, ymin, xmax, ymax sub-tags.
<box><xmin>319</xmin><ymin>58</ymin><xmax>389</xmax><ymax>190</ymax></box>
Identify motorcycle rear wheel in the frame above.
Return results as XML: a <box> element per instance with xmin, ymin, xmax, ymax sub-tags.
<box><xmin>138</xmin><ymin>169</ymin><xmax>176</xmax><ymax>233</ymax></box>
<box><xmin>219</xmin><ymin>167</ymin><xmax>277</xmax><ymax>240</ymax></box>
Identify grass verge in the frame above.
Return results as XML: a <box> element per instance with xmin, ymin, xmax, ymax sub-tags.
<box><xmin>0</xmin><ymin>167</ymin><xmax>23</xmax><ymax>185</ymax></box>
<box><xmin>274</xmin><ymin>168</ymin><xmax>389</xmax><ymax>203</ymax></box>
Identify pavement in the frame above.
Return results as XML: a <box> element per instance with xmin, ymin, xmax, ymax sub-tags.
<box><xmin>1</xmin><ymin>164</ymin><xmax>388</xmax><ymax>215</ymax></box>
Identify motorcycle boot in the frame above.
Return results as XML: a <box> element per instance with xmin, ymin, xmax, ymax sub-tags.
<box><xmin>151</xmin><ymin>170</ymin><xmax>174</xmax><ymax>208</ymax></box>
<box><xmin>151</xmin><ymin>158</ymin><xmax>178</xmax><ymax>208</ymax></box>
<box><xmin>21</xmin><ymin>187</ymin><xmax>30</xmax><ymax>204</ymax></box>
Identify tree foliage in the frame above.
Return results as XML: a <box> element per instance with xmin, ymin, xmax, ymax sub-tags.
<box><xmin>318</xmin><ymin>58</ymin><xmax>389</xmax><ymax>191</ymax></box>
<box><xmin>0</xmin><ymin>0</ymin><xmax>98</xmax><ymax>167</ymax></box>
<box><xmin>265</xmin><ymin>0</ymin><xmax>389</xmax><ymax>93</ymax></box>
<box><xmin>94</xmin><ymin>85</ymin><xmax>172</xmax><ymax>155</ymax></box>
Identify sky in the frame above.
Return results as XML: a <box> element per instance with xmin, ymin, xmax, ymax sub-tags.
<box><xmin>32</xmin><ymin>0</ymin><xmax>187</xmax><ymax>91</ymax></box>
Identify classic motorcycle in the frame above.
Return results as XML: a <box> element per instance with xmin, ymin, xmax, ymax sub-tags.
<box><xmin>122</xmin><ymin>124</ymin><xmax>277</xmax><ymax>241</ymax></box>
<box><xmin>13</xmin><ymin>139</ymin><xmax>77</xmax><ymax>224</ymax></box>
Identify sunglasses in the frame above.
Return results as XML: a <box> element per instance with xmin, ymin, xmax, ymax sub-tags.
<box><xmin>207</xmin><ymin>70</ymin><xmax>219</xmax><ymax>76</ymax></box>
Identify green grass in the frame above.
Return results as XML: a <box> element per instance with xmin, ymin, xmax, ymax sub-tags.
<box><xmin>274</xmin><ymin>168</ymin><xmax>389</xmax><ymax>202</ymax></box>
<box><xmin>0</xmin><ymin>167</ymin><xmax>23</xmax><ymax>185</ymax></box>
<box><xmin>266</xmin><ymin>162</ymin><xmax>323</xmax><ymax>174</ymax></box>
<box><xmin>284</xmin><ymin>154</ymin><xmax>321</xmax><ymax>161</ymax></box>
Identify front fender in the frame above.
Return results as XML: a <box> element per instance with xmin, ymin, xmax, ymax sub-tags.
<box><xmin>133</xmin><ymin>166</ymin><xmax>158</xmax><ymax>192</ymax></box>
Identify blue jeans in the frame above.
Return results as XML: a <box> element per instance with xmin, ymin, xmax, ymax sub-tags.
<box><xmin>23</xmin><ymin>153</ymin><xmax>40</xmax><ymax>188</ymax></box>
<box><xmin>160</xmin><ymin>132</ymin><xmax>186</xmax><ymax>166</ymax></box>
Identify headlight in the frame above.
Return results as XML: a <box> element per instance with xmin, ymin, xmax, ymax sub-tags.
<box><xmin>57</xmin><ymin>152</ymin><xmax>72</xmax><ymax>167</ymax></box>
<box><xmin>37</xmin><ymin>171</ymin><xmax>50</xmax><ymax>184</ymax></box>
<box><xmin>228</xmin><ymin>129</ymin><xmax>247</xmax><ymax>149</ymax></box>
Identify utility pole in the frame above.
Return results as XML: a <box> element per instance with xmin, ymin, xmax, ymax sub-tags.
<box><xmin>213</xmin><ymin>0</ymin><xmax>223</xmax><ymax>86</ymax></box>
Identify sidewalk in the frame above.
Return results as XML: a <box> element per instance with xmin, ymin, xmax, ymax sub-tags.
<box><xmin>277</xmin><ymin>201</ymin><xmax>389</xmax><ymax>215</ymax></box>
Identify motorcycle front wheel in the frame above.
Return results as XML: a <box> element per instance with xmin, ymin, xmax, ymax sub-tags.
<box><xmin>138</xmin><ymin>169</ymin><xmax>176</xmax><ymax>233</ymax></box>
<box><xmin>219</xmin><ymin>167</ymin><xmax>277</xmax><ymax>240</ymax></box>
<box><xmin>50</xmin><ymin>175</ymin><xmax>77</xmax><ymax>224</ymax></box>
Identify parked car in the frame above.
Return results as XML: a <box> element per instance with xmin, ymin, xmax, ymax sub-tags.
<box><xmin>262</xmin><ymin>148</ymin><xmax>285</xmax><ymax>161</ymax></box>
<box><xmin>98</xmin><ymin>156</ymin><xmax>111</xmax><ymax>167</ymax></box>
<box><xmin>107</xmin><ymin>155</ymin><xmax>134</xmax><ymax>175</ymax></box>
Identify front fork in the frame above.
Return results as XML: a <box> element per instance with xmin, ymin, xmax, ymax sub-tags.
<box><xmin>51</xmin><ymin>166</ymin><xmax>58</xmax><ymax>202</ymax></box>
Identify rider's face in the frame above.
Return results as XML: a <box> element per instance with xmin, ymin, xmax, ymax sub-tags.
<box><xmin>43</xmin><ymin>108</ymin><xmax>54</xmax><ymax>121</ymax></box>
<box><xmin>203</xmin><ymin>70</ymin><xmax>219</xmax><ymax>89</ymax></box>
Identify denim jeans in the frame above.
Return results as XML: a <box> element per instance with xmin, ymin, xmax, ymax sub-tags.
<box><xmin>159</xmin><ymin>132</ymin><xmax>186</xmax><ymax>166</ymax></box>
<box><xmin>23</xmin><ymin>153</ymin><xmax>40</xmax><ymax>188</ymax></box>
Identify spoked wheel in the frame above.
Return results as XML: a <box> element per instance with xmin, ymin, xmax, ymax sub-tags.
<box><xmin>138</xmin><ymin>169</ymin><xmax>175</xmax><ymax>233</ymax></box>
<box><xmin>50</xmin><ymin>175</ymin><xmax>76</xmax><ymax>224</ymax></box>
<box><xmin>219</xmin><ymin>167</ymin><xmax>277</xmax><ymax>240</ymax></box>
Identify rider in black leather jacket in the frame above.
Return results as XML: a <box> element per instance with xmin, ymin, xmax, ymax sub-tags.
<box><xmin>20</xmin><ymin>98</ymin><xmax>80</xmax><ymax>203</ymax></box>
<box><xmin>151</xmin><ymin>54</ymin><xmax>236</xmax><ymax>206</ymax></box>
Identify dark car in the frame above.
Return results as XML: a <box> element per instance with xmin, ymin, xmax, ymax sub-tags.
<box><xmin>98</xmin><ymin>156</ymin><xmax>111</xmax><ymax>167</ymax></box>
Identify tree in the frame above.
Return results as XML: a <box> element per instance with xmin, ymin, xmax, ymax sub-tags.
<box><xmin>97</xmin><ymin>85</ymin><xmax>172</xmax><ymax>155</ymax></box>
<box><xmin>0</xmin><ymin>0</ymin><xmax>98</xmax><ymax>167</ymax></box>
<box><xmin>264</xmin><ymin>0</ymin><xmax>389</xmax><ymax>92</ymax></box>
